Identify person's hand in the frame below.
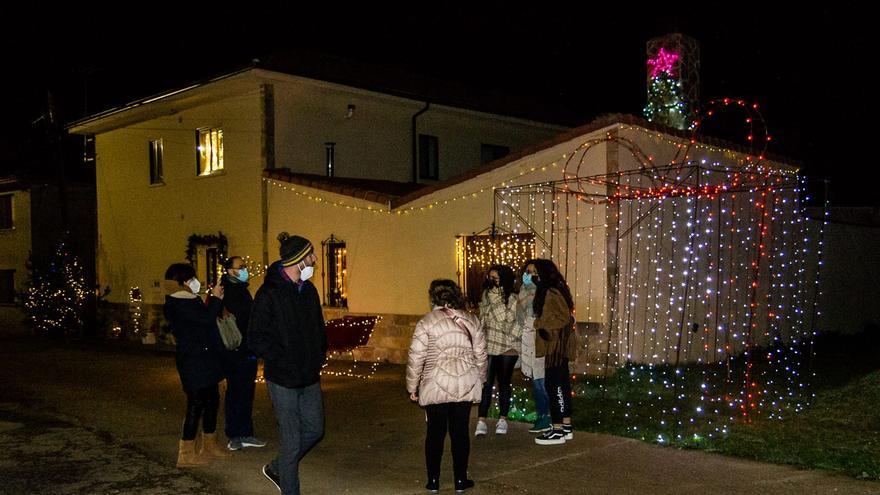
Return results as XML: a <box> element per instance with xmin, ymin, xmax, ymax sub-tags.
<box><xmin>409</xmin><ymin>392</ymin><xmax>418</xmax><ymax>402</ymax></box>
<box><xmin>211</xmin><ymin>284</ymin><xmax>224</xmax><ymax>299</ymax></box>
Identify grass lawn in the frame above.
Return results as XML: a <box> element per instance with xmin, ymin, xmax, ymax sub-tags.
<box><xmin>494</xmin><ymin>331</ymin><xmax>880</xmax><ymax>480</ymax></box>
<box><xmin>569</xmin><ymin>332</ymin><xmax>880</xmax><ymax>480</ymax></box>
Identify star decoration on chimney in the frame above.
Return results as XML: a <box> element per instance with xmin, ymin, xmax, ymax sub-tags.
<box><xmin>647</xmin><ymin>47</ymin><xmax>680</xmax><ymax>78</ymax></box>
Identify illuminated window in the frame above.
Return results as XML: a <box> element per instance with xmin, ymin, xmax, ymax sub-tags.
<box><xmin>456</xmin><ymin>233</ymin><xmax>535</xmax><ymax>306</ymax></box>
<box><xmin>321</xmin><ymin>234</ymin><xmax>347</xmax><ymax>307</ymax></box>
<box><xmin>196</xmin><ymin>128</ymin><xmax>224</xmax><ymax>176</ymax></box>
<box><xmin>149</xmin><ymin>139</ymin><xmax>164</xmax><ymax>184</ymax></box>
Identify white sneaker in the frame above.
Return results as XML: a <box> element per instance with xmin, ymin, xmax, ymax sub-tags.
<box><xmin>495</xmin><ymin>418</ymin><xmax>508</xmax><ymax>435</ymax></box>
<box><xmin>474</xmin><ymin>420</ymin><xmax>487</xmax><ymax>436</ymax></box>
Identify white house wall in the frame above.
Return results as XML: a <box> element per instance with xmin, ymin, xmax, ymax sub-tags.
<box><xmin>270</xmin><ymin>76</ymin><xmax>564</xmax><ymax>182</ymax></box>
<box><xmin>266</xmin><ymin>125</ymin><xmax>615</xmax><ymax>319</ymax></box>
<box><xmin>95</xmin><ymin>91</ymin><xmax>265</xmax><ymax>305</ymax></box>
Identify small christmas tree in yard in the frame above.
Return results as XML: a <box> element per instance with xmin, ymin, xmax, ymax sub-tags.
<box><xmin>20</xmin><ymin>239</ymin><xmax>88</xmax><ymax>337</ymax></box>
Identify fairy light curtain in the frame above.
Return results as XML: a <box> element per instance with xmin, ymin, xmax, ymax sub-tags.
<box><xmin>493</xmin><ymin>132</ymin><xmax>826</xmax><ymax>443</ymax></box>
<box><xmin>456</xmin><ymin>233</ymin><xmax>535</xmax><ymax>307</ymax></box>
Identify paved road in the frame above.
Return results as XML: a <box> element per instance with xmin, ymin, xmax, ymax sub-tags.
<box><xmin>1</xmin><ymin>338</ymin><xmax>877</xmax><ymax>494</ymax></box>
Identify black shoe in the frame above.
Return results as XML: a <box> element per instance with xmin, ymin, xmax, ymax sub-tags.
<box><xmin>535</xmin><ymin>428</ymin><xmax>566</xmax><ymax>445</ymax></box>
<box><xmin>425</xmin><ymin>477</ymin><xmax>440</xmax><ymax>493</ymax></box>
<box><xmin>262</xmin><ymin>464</ymin><xmax>281</xmax><ymax>492</ymax></box>
<box><xmin>455</xmin><ymin>479</ymin><xmax>475</xmax><ymax>492</ymax></box>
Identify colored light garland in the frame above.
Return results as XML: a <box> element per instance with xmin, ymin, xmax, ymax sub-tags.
<box><xmin>644</xmin><ymin>48</ymin><xmax>690</xmax><ymax>130</ymax></box>
<box><xmin>493</xmin><ymin>136</ymin><xmax>825</xmax><ymax>443</ymax></box>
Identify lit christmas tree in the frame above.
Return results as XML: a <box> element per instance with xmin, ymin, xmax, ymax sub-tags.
<box><xmin>644</xmin><ymin>47</ymin><xmax>691</xmax><ymax>130</ymax></box>
<box><xmin>21</xmin><ymin>240</ymin><xmax>88</xmax><ymax>336</ymax></box>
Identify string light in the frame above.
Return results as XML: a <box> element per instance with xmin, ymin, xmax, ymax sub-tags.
<box><xmin>129</xmin><ymin>286</ymin><xmax>143</xmax><ymax>336</ymax></box>
<box><xmin>21</xmin><ymin>240</ymin><xmax>88</xmax><ymax>335</ymax></box>
<box><xmin>320</xmin><ymin>316</ymin><xmax>382</xmax><ymax>379</ymax></box>
<box><xmin>494</xmin><ymin>137</ymin><xmax>824</xmax><ymax>444</ymax></box>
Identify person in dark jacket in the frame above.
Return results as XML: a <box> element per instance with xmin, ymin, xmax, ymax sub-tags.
<box><xmin>249</xmin><ymin>233</ymin><xmax>327</xmax><ymax>495</ymax></box>
<box><xmin>219</xmin><ymin>256</ymin><xmax>266</xmax><ymax>451</ymax></box>
<box><xmin>530</xmin><ymin>258</ymin><xmax>577</xmax><ymax>446</ymax></box>
<box><xmin>163</xmin><ymin>263</ymin><xmax>231</xmax><ymax>467</ymax></box>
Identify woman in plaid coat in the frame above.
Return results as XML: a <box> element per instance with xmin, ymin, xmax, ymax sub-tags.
<box><xmin>474</xmin><ymin>264</ymin><xmax>521</xmax><ymax>436</ymax></box>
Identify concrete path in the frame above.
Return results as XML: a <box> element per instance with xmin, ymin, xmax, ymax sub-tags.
<box><xmin>0</xmin><ymin>338</ymin><xmax>876</xmax><ymax>494</ymax></box>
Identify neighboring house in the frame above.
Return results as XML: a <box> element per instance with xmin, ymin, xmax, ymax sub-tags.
<box><xmin>0</xmin><ymin>178</ymin><xmax>31</xmax><ymax>333</ymax></box>
<box><xmin>0</xmin><ymin>177</ymin><xmax>96</xmax><ymax>335</ymax></box>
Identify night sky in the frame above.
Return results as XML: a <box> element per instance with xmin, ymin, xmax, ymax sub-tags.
<box><xmin>1</xmin><ymin>2</ymin><xmax>873</xmax><ymax>205</ymax></box>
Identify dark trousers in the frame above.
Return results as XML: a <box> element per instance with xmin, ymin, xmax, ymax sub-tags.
<box><xmin>545</xmin><ymin>360</ymin><xmax>572</xmax><ymax>424</ymax></box>
<box><xmin>478</xmin><ymin>354</ymin><xmax>518</xmax><ymax>418</ymax></box>
<box><xmin>222</xmin><ymin>350</ymin><xmax>258</xmax><ymax>438</ymax></box>
<box><xmin>425</xmin><ymin>402</ymin><xmax>472</xmax><ymax>481</ymax></box>
<box><xmin>268</xmin><ymin>380</ymin><xmax>324</xmax><ymax>495</ymax></box>
<box><xmin>182</xmin><ymin>384</ymin><xmax>219</xmax><ymax>440</ymax></box>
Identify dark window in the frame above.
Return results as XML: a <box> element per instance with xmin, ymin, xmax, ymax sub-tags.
<box><xmin>419</xmin><ymin>134</ymin><xmax>439</xmax><ymax>180</ymax></box>
<box><xmin>0</xmin><ymin>195</ymin><xmax>12</xmax><ymax>230</ymax></box>
<box><xmin>205</xmin><ymin>248</ymin><xmax>220</xmax><ymax>288</ymax></box>
<box><xmin>149</xmin><ymin>139</ymin><xmax>164</xmax><ymax>184</ymax></box>
<box><xmin>0</xmin><ymin>270</ymin><xmax>14</xmax><ymax>304</ymax></box>
<box><xmin>481</xmin><ymin>144</ymin><xmax>510</xmax><ymax>165</ymax></box>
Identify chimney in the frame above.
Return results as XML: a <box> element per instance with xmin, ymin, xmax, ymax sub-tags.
<box><xmin>644</xmin><ymin>33</ymin><xmax>700</xmax><ymax>130</ymax></box>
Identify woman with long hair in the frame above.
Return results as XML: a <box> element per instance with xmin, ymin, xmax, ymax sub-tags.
<box><xmin>407</xmin><ymin>279</ymin><xmax>487</xmax><ymax>493</ymax></box>
<box><xmin>475</xmin><ymin>264</ymin><xmax>520</xmax><ymax>436</ymax></box>
<box><xmin>163</xmin><ymin>263</ymin><xmax>232</xmax><ymax>466</ymax></box>
<box><xmin>516</xmin><ymin>259</ymin><xmax>552</xmax><ymax>433</ymax></box>
<box><xmin>529</xmin><ymin>259</ymin><xmax>577</xmax><ymax>445</ymax></box>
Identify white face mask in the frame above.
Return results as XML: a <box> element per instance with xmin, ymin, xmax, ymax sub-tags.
<box><xmin>299</xmin><ymin>265</ymin><xmax>314</xmax><ymax>282</ymax></box>
<box><xmin>187</xmin><ymin>278</ymin><xmax>201</xmax><ymax>294</ymax></box>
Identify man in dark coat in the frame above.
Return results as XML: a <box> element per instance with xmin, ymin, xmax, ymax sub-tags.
<box><xmin>249</xmin><ymin>233</ymin><xmax>327</xmax><ymax>495</ymax></box>
<box><xmin>220</xmin><ymin>255</ymin><xmax>266</xmax><ymax>451</ymax></box>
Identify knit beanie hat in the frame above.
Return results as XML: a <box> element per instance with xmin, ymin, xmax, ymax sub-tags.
<box><xmin>278</xmin><ymin>232</ymin><xmax>314</xmax><ymax>267</ymax></box>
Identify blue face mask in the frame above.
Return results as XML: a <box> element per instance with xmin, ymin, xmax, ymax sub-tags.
<box><xmin>522</xmin><ymin>273</ymin><xmax>533</xmax><ymax>285</ymax></box>
<box><xmin>235</xmin><ymin>268</ymin><xmax>249</xmax><ymax>282</ymax></box>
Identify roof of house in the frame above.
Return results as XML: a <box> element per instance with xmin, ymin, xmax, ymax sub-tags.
<box><xmin>68</xmin><ymin>50</ymin><xmax>581</xmax><ymax>133</ymax></box>
<box><xmin>256</xmin><ymin>50</ymin><xmax>582</xmax><ymax>126</ymax></box>
<box><xmin>263</xmin><ymin>169</ymin><xmax>425</xmax><ymax>207</ymax></box>
<box><xmin>264</xmin><ymin>114</ymin><xmax>802</xmax><ymax>211</ymax></box>
<box><xmin>389</xmin><ymin>113</ymin><xmax>802</xmax><ymax>209</ymax></box>
<box><xmin>0</xmin><ymin>176</ymin><xmax>28</xmax><ymax>193</ymax></box>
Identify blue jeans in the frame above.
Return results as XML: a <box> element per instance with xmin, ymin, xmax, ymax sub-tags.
<box><xmin>532</xmin><ymin>378</ymin><xmax>550</xmax><ymax>418</ymax></box>
<box><xmin>268</xmin><ymin>381</ymin><xmax>324</xmax><ymax>495</ymax></box>
<box><xmin>222</xmin><ymin>351</ymin><xmax>258</xmax><ymax>439</ymax></box>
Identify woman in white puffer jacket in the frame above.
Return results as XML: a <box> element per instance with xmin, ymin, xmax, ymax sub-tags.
<box><xmin>407</xmin><ymin>279</ymin><xmax>487</xmax><ymax>494</ymax></box>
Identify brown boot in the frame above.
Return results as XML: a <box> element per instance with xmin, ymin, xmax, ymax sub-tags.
<box><xmin>200</xmin><ymin>432</ymin><xmax>233</xmax><ymax>459</ymax></box>
<box><xmin>177</xmin><ymin>439</ymin><xmax>207</xmax><ymax>467</ymax></box>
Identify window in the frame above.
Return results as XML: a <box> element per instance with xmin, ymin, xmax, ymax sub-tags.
<box><xmin>418</xmin><ymin>134</ymin><xmax>439</xmax><ymax>180</ymax></box>
<box><xmin>0</xmin><ymin>270</ymin><xmax>14</xmax><ymax>304</ymax></box>
<box><xmin>321</xmin><ymin>235</ymin><xmax>347</xmax><ymax>307</ymax></box>
<box><xmin>455</xmin><ymin>233</ymin><xmax>535</xmax><ymax>307</ymax></box>
<box><xmin>149</xmin><ymin>139</ymin><xmax>164</xmax><ymax>184</ymax></box>
<box><xmin>481</xmin><ymin>144</ymin><xmax>510</xmax><ymax>165</ymax></box>
<box><xmin>0</xmin><ymin>195</ymin><xmax>12</xmax><ymax>230</ymax></box>
<box><xmin>196</xmin><ymin>128</ymin><xmax>224</xmax><ymax>176</ymax></box>
<box><xmin>83</xmin><ymin>135</ymin><xmax>96</xmax><ymax>165</ymax></box>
